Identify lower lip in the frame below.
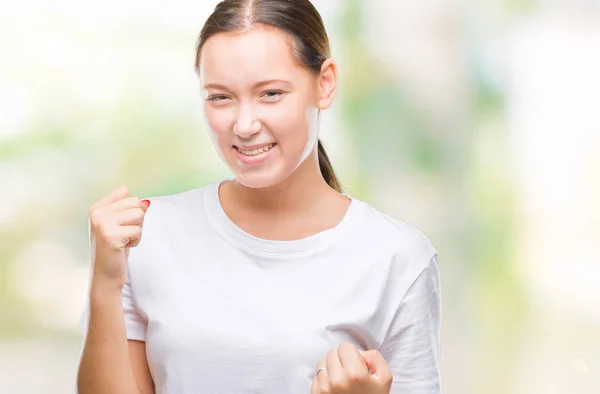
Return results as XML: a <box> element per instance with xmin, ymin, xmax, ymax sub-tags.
<box><xmin>233</xmin><ymin>144</ymin><xmax>277</xmax><ymax>165</ymax></box>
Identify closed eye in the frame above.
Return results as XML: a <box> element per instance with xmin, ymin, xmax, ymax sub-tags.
<box><xmin>207</xmin><ymin>95</ymin><xmax>230</xmax><ymax>102</ymax></box>
<box><xmin>261</xmin><ymin>90</ymin><xmax>284</xmax><ymax>102</ymax></box>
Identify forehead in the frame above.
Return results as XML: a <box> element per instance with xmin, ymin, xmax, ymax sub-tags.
<box><xmin>199</xmin><ymin>26</ymin><xmax>307</xmax><ymax>84</ymax></box>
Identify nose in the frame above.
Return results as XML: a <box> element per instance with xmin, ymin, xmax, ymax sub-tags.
<box><xmin>234</xmin><ymin>104</ymin><xmax>261</xmax><ymax>139</ymax></box>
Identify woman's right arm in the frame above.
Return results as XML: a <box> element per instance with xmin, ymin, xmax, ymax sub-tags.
<box><xmin>76</xmin><ymin>185</ymin><xmax>154</xmax><ymax>394</ymax></box>
<box><xmin>78</xmin><ymin>284</ymin><xmax>153</xmax><ymax>394</ymax></box>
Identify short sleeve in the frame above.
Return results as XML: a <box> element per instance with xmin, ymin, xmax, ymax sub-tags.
<box><xmin>119</xmin><ymin>270</ymin><xmax>147</xmax><ymax>340</ymax></box>
<box><xmin>78</xmin><ymin>220</ymin><xmax>147</xmax><ymax>341</ymax></box>
<box><xmin>380</xmin><ymin>254</ymin><xmax>443</xmax><ymax>394</ymax></box>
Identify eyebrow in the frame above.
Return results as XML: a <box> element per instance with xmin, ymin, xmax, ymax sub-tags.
<box><xmin>203</xmin><ymin>79</ymin><xmax>293</xmax><ymax>90</ymax></box>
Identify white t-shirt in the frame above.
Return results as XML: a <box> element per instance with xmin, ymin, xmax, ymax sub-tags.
<box><xmin>79</xmin><ymin>182</ymin><xmax>442</xmax><ymax>394</ymax></box>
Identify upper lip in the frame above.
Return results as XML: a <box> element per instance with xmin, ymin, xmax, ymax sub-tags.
<box><xmin>234</xmin><ymin>143</ymin><xmax>276</xmax><ymax>150</ymax></box>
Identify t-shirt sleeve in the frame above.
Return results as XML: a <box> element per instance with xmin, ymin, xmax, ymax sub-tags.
<box><xmin>380</xmin><ymin>254</ymin><xmax>443</xmax><ymax>394</ymax></box>
<box><xmin>120</xmin><ymin>270</ymin><xmax>147</xmax><ymax>341</ymax></box>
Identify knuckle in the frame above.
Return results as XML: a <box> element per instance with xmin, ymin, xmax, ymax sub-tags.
<box><xmin>329</xmin><ymin>378</ymin><xmax>348</xmax><ymax>392</ymax></box>
<box><xmin>384</xmin><ymin>374</ymin><xmax>393</xmax><ymax>385</ymax></box>
<box><xmin>88</xmin><ymin>209</ymin><xmax>102</xmax><ymax>225</ymax></box>
<box><xmin>338</xmin><ymin>342</ymin><xmax>355</xmax><ymax>352</ymax></box>
<box><xmin>347</xmin><ymin>370</ymin><xmax>368</xmax><ymax>383</ymax></box>
<box><xmin>382</xmin><ymin>368</ymin><xmax>393</xmax><ymax>381</ymax></box>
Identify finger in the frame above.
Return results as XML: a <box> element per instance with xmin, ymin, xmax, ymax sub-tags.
<box><xmin>115</xmin><ymin>207</ymin><xmax>146</xmax><ymax>226</ymax></box>
<box><xmin>358</xmin><ymin>350</ymin><xmax>368</xmax><ymax>368</ymax></box>
<box><xmin>105</xmin><ymin>196</ymin><xmax>145</xmax><ymax>212</ymax></box>
<box><xmin>138</xmin><ymin>200</ymin><xmax>150</xmax><ymax>228</ymax></box>
<box><xmin>140</xmin><ymin>199</ymin><xmax>151</xmax><ymax>212</ymax></box>
<box><xmin>310</xmin><ymin>376</ymin><xmax>320</xmax><ymax>394</ymax></box>
<box><xmin>107</xmin><ymin>225</ymin><xmax>142</xmax><ymax>249</ymax></box>
<box><xmin>338</xmin><ymin>342</ymin><xmax>369</xmax><ymax>380</ymax></box>
<box><xmin>91</xmin><ymin>185</ymin><xmax>129</xmax><ymax>211</ymax></box>
<box><xmin>126</xmin><ymin>226</ymin><xmax>145</xmax><ymax>248</ymax></box>
<box><xmin>316</xmin><ymin>358</ymin><xmax>326</xmax><ymax>374</ymax></box>
<box><xmin>361</xmin><ymin>350</ymin><xmax>392</xmax><ymax>380</ymax></box>
<box><xmin>316</xmin><ymin>359</ymin><xmax>330</xmax><ymax>392</ymax></box>
<box><xmin>325</xmin><ymin>348</ymin><xmax>344</xmax><ymax>384</ymax></box>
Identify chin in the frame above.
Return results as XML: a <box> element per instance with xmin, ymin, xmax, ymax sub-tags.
<box><xmin>235</xmin><ymin>172</ymin><xmax>283</xmax><ymax>189</ymax></box>
<box><xmin>233</xmin><ymin>165</ymin><xmax>291</xmax><ymax>189</ymax></box>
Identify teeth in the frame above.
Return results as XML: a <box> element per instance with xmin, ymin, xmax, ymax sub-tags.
<box><xmin>237</xmin><ymin>144</ymin><xmax>275</xmax><ymax>156</ymax></box>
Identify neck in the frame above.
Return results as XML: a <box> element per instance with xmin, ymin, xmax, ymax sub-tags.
<box><xmin>224</xmin><ymin>155</ymin><xmax>333</xmax><ymax>215</ymax></box>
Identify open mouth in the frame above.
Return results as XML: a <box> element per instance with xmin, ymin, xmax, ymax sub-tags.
<box><xmin>234</xmin><ymin>143</ymin><xmax>277</xmax><ymax>157</ymax></box>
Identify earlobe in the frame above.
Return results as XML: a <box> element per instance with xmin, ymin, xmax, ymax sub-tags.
<box><xmin>318</xmin><ymin>59</ymin><xmax>337</xmax><ymax>110</ymax></box>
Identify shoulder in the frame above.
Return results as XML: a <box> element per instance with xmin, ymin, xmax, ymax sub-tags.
<box><xmin>356</xmin><ymin>199</ymin><xmax>437</xmax><ymax>256</ymax></box>
<box><xmin>127</xmin><ymin>183</ymin><xmax>217</xmax><ymax>256</ymax></box>
<box><xmin>352</xmin><ymin>198</ymin><xmax>438</xmax><ymax>279</ymax></box>
<box><xmin>142</xmin><ymin>183</ymin><xmax>215</xmax><ymax>214</ymax></box>
<box><xmin>138</xmin><ymin>183</ymin><xmax>216</xmax><ymax>227</ymax></box>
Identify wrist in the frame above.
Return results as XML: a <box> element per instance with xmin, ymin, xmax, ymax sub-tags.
<box><xmin>90</xmin><ymin>276</ymin><xmax>124</xmax><ymax>300</ymax></box>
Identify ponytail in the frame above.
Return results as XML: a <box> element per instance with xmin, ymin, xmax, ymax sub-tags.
<box><xmin>317</xmin><ymin>139</ymin><xmax>342</xmax><ymax>192</ymax></box>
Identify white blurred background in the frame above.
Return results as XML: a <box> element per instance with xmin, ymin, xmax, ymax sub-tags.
<box><xmin>1</xmin><ymin>0</ymin><xmax>599</xmax><ymax>393</ymax></box>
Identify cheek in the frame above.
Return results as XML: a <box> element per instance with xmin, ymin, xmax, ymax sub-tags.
<box><xmin>265</xmin><ymin>99</ymin><xmax>315</xmax><ymax>144</ymax></box>
<box><xmin>203</xmin><ymin>106</ymin><xmax>233</xmax><ymax>144</ymax></box>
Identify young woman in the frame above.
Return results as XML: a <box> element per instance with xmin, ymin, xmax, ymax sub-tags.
<box><xmin>76</xmin><ymin>1</ymin><xmax>442</xmax><ymax>393</ymax></box>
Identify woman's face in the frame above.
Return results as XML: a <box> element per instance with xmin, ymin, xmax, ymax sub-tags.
<box><xmin>198</xmin><ymin>26</ymin><xmax>335</xmax><ymax>188</ymax></box>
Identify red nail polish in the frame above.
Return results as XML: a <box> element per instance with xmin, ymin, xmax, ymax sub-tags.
<box><xmin>141</xmin><ymin>199</ymin><xmax>151</xmax><ymax>207</ymax></box>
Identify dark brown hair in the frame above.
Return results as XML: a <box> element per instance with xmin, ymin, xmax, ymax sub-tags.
<box><xmin>195</xmin><ymin>0</ymin><xmax>342</xmax><ymax>192</ymax></box>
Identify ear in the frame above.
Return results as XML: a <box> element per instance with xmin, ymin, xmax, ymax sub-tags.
<box><xmin>317</xmin><ymin>59</ymin><xmax>337</xmax><ymax>110</ymax></box>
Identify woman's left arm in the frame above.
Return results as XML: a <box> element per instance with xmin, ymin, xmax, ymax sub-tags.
<box><xmin>380</xmin><ymin>254</ymin><xmax>443</xmax><ymax>394</ymax></box>
<box><xmin>311</xmin><ymin>255</ymin><xmax>442</xmax><ymax>394</ymax></box>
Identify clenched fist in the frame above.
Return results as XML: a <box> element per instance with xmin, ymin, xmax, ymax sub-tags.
<box><xmin>88</xmin><ymin>185</ymin><xmax>150</xmax><ymax>291</ymax></box>
<box><xmin>312</xmin><ymin>343</ymin><xmax>392</xmax><ymax>394</ymax></box>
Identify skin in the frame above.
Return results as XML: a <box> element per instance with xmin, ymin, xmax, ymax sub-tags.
<box><xmin>77</xmin><ymin>186</ymin><xmax>154</xmax><ymax>394</ymax></box>
<box><xmin>77</xmin><ymin>25</ymin><xmax>392</xmax><ymax>394</ymax></box>
<box><xmin>199</xmin><ymin>25</ymin><xmax>350</xmax><ymax>241</ymax></box>
<box><xmin>312</xmin><ymin>344</ymin><xmax>392</xmax><ymax>394</ymax></box>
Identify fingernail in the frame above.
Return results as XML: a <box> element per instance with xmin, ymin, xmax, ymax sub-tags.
<box><xmin>141</xmin><ymin>199</ymin><xmax>151</xmax><ymax>208</ymax></box>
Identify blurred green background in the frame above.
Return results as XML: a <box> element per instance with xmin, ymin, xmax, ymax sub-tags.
<box><xmin>1</xmin><ymin>0</ymin><xmax>599</xmax><ymax>393</ymax></box>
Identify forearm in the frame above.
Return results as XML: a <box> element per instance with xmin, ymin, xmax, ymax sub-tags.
<box><xmin>77</xmin><ymin>282</ymin><xmax>140</xmax><ymax>394</ymax></box>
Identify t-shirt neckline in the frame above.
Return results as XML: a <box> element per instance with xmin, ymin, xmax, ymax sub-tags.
<box><xmin>203</xmin><ymin>181</ymin><xmax>364</xmax><ymax>258</ymax></box>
